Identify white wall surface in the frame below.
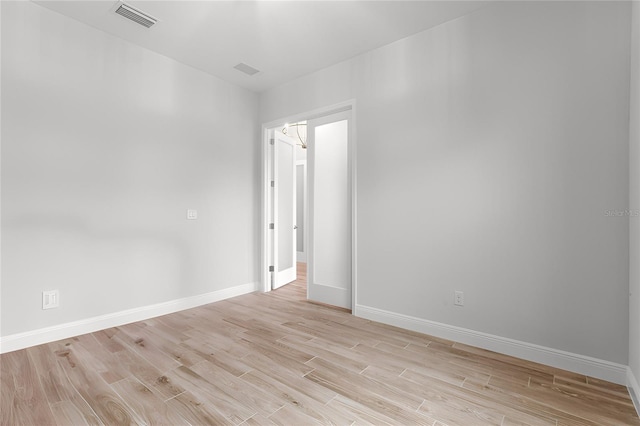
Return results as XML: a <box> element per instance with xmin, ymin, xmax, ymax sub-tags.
<box><xmin>1</xmin><ymin>1</ymin><xmax>259</xmax><ymax>336</ymax></box>
<box><xmin>261</xmin><ymin>1</ymin><xmax>631</xmax><ymax>364</ymax></box>
<box><xmin>629</xmin><ymin>0</ymin><xmax>640</xmax><ymax>387</ymax></box>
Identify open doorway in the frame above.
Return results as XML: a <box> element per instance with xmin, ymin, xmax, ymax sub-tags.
<box><xmin>261</xmin><ymin>102</ymin><xmax>355</xmax><ymax>311</ymax></box>
<box><xmin>273</xmin><ymin>262</ymin><xmax>309</xmax><ymax>305</ymax></box>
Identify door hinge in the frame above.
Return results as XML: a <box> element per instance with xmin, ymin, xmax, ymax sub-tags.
<box><xmin>269</xmin><ymin>138</ymin><xmax>274</xmax><ymax>145</ymax></box>
<box><xmin>269</xmin><ymin>223</ymin><xmax>274</xmax><ymax>229</ymax></box>
<box><xmin>269</xmin><ymin>266</ymin><xmax>274</xmax><ymax>272</ymax></box>
<box><xmin>270</xmin><ymin>180</ymin><xmax>275</xmax><ymax>187</ymax></box>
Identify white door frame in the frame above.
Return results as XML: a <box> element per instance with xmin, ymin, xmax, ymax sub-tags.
<box><xmin>260</xmin><ymin>100</ymin><xmax>357</xmax><ymax>311</ymax></box>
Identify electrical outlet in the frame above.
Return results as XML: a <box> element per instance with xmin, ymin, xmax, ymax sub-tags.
<box><xmin>187</xmin><ymin>209</ymin><xmax>198</xmax><ymax>220</ymax></box>
<box><xmin>454</xmin><ymin>291</ymin><xmax>464</xmax><ymax>306</ymax></box>
<box><xmin>42</xmin><ymin>290</ymin><xmax>59</xmax><ymax>310</ymax></box>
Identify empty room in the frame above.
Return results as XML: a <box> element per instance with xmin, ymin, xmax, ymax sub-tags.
<box><xmin>1</xmin><ymin>0</ymin><xmax>640</xmax><ymax>425</ymax></box>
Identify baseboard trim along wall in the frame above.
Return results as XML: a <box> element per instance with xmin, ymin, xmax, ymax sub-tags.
<box><xmin>355</xmin><ymin>304</ymin><xmax>629</xmax><ymax>386</ymax></box>
<box><xmin>629</xmin><ymin>367</ymin><xmax>640</xmax><ymax>417</ymax></box>
<box><xmin>0</xmin><ymin>282</ymin><xmax>259</xmax><ymax>354</ymax></box>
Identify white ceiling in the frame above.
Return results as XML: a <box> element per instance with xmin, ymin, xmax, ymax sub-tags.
<box><xmin>34</xmin><ymin>1</ymin><xmax>491</xmax><ymax>92</ymax></box>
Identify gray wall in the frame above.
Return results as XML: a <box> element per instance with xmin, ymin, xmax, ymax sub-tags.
<box><xmin>260</xmin><ymin>2</ymin><xmax>631</xmax><ymax>364</ymax></box>
<box><xmin>1</xmin><ymin>2</ymin><xmax>260</xmax><ymax>336</ymax></box>
<box><xmin>630</xmin><ymin>1</ymin><xmax>640</xmax><ymax>387</ymax></box>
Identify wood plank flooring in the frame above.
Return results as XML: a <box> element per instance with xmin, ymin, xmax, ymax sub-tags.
<box><xmin>2</xmin><ymin>263</ymin><xmax>639</xmax><ymax>425</ymax></box>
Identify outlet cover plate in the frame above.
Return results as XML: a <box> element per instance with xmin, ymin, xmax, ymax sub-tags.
<box><xmin>454</xmin><ymin>290</ymin><xmax>464</xmax><ymax>307</ymax></box>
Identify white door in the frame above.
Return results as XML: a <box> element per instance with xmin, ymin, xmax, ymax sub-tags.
<box><xmin>273</xmin><ymin>130</ymin><xmax>297</xmax><ymax>289</ymax></box>
<box><xmin>307</xmin><ymin>110</ymin><xmax>352</xmax><ymax>309</ymax></box>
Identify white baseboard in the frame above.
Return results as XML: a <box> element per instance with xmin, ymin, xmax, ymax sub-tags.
<box><xmin>629</xmin><ymin>367</ymin><xmax>640</xmax><ymax>417</ymax></box>
<box><xmin>0</xmin><ymin>282</ymin><xmax>259</xmax><ymax>354</ymax></box>
<box><xmin>355</xmin><ymin>304</ymin><xmax>629</xmax><ymax>385</ymax></box>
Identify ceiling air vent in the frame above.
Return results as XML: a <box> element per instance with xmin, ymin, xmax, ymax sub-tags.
<box><xmin>115</xmin><ymin>3</ymin><xmax>157</xmax><ymax>28</ymax></box>
<box><xmin>234</xmin><ymin>63</ymin><xmax>260</xmax><ymax>76</ymax></box>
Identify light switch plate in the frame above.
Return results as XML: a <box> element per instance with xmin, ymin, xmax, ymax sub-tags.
<box><xmin>187</xmin><ymin>209</ymin><xmax>198</xmax><ymax>220</ymax></box>
<box><xmin>43</xmin><ymin>290</ymin><xmax>59</xmax><ymax>309</ymax></box>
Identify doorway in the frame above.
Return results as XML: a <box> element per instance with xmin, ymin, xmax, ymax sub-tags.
<box><xmin>261</xmin><ymin>102</ymin><xmax>355</xmax><ymax>311</ymax></box>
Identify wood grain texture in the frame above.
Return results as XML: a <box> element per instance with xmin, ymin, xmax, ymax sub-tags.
<box><xmin>1</xmin><ymin>263</ymin><xmax>639</xmax><ymax>425</ymax></box>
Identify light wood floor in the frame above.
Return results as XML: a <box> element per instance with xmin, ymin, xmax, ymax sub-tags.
<box><xmin>2</xmin><ymin>263</ymin><xmax>639</xmax><ymax>425</ymax></box>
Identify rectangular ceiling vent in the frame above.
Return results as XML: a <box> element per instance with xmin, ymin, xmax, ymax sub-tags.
<box><xmin>234</xmin><ymin>63</ymin><xmax>260</xmax><ymax>76</ymax></box>
<box><xmin>115</xmin><ymin>3</ymin><xmax>157</xmax><ymax>28</ymax></box>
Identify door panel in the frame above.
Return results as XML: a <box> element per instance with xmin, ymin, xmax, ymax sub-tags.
<box><xmin>273</xmin><ymin>130</ymin><xmax>297</xmax><ymax>289</ymax></box>
<box><xmin>307</xmin><ymin>111</ymin><xmax>352</xmax><ymax>308</ymax></box>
